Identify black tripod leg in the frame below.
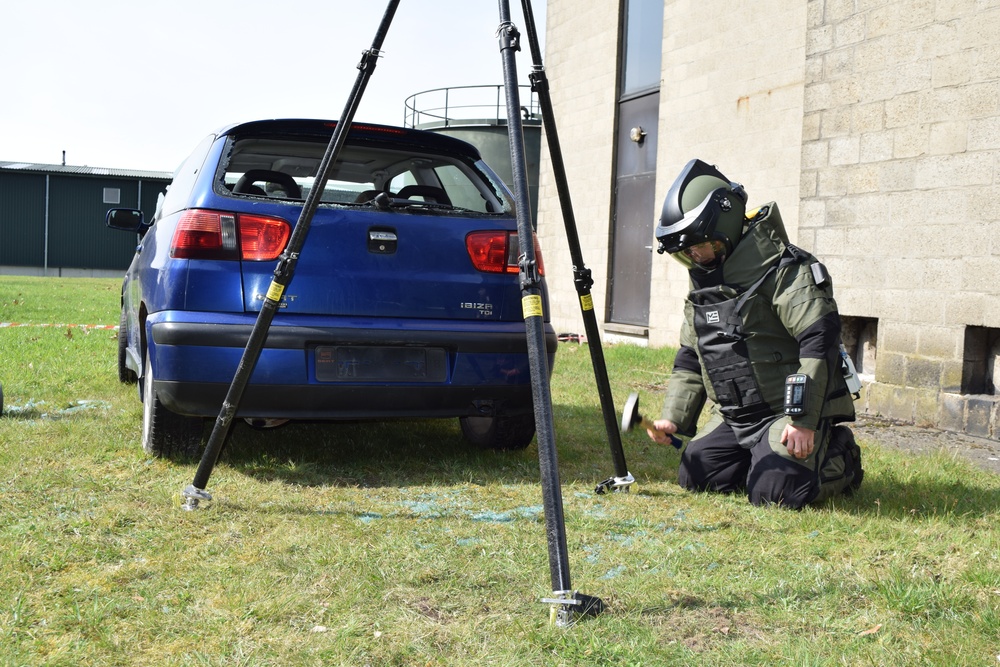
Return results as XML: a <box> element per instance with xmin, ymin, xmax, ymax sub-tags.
<box><xmin>517</xmin><ymin>0</ymin><xmax>632</xmax><ymax>495</ymax></box>
<box><xmin>497</xmin><ymin>0</ymin><xmax>604</xmax><ymax>626</ymax></box>
<box><xmin>180</xmin><ymin>0</ymin><xmax>401</xmax><ymax>510</ymax></box>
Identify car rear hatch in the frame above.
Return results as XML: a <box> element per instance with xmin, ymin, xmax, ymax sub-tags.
<box><xmin>218</xmin><ymin>120</ymin><xmax>531</xmax><ymax>324</ymax></box>
<box><xmin>238</xmin><ymin>206</ymin><xmax>525</xmax><ymax>322</ymax></box>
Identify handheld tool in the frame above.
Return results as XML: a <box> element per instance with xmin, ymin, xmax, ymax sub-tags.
<box><xmin>620</xmin><ymin>392</ymin><xmax>682</xmax><ymax>449</ymax></box>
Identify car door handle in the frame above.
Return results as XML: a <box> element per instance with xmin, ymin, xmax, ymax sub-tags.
<box><xmin>368</xmin><ymin>229</ymin><xmax>397</xmax><ymax>254</ymax></box>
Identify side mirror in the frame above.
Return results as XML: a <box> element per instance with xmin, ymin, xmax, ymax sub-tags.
<box><xmin>106</xmin><ymin>208</ymin><xmax>146</xmax><ymax>232</ymax></box>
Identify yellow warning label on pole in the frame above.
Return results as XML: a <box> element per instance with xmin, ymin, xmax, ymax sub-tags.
<box><xmin>580</xmin><ymin>294</ymin><xmax>594</xmax><ymax>311</ymax></box>
<box><xmin>522</xmin><ymin>294</ymin><xmax>544</xmax><ymax>319</ymax></box>
<box><xmin>266</xmin><ymin>281</ymin><xmax>285</xmax><ymax>302</ymax></box>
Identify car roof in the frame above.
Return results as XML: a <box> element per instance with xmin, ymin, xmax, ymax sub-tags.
<box><xmin>214</xmin><ymin>119</ymin><xmax>484</xmax><ymax>160</ymax></box>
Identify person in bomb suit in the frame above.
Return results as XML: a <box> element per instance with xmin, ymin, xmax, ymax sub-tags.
<box><xmin>646</xmin><ymin>159</ymin><xmax>863</xmax><ymax>508</ymax></box>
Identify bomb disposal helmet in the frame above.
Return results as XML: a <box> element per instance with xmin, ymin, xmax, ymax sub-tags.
<box><xmin>655</xmin><ymin>159</ymin><xmax>747</xmax><ymax>270</ymax></box>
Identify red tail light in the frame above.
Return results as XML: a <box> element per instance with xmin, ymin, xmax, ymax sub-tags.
<box><xmin>238</xmin><ymin>214</ymin><xmax>292</xmax><ymax>261</ymax></box>
<box><xmin>170</xmin><ymin>210</ymin><xmax>290</xmax><ymax>261</ymax></box>
<box><xmin>466</xmin><ymin>231</ymin><xmax>545</xmax><ymax>275</ymax></box>
<box><xmin>169</xmin><ymin>210</ymin><xmax>236</xmax><ymax>259</ymax></box>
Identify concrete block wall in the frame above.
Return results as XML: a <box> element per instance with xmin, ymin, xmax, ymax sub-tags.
<box><xmin>539</xmin><ymin>0</ymin><xmax>809</xmax><ymax>346</ymax></box>
<box><xmin>802</xmin><ymin>0</ymin><xmax>1000</xmax><ymax>437</ymax></box>
<box><xmin>535</xmin><ymin>0</ymin><xmax>622</xmax><ymax>336</ymax></box>
<box><xmin>649</xmin><ymin>0</ymin><xmax>809</xmax><ymax>348</ymax></box>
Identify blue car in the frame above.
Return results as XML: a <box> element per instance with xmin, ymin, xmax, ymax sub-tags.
<box><xmin>107</xmin><ymin>119</ymin><xmax>555</xmax><ymax>458</ymax></box>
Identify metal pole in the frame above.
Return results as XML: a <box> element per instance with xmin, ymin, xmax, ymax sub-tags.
<box><xmin>496</xmin><ymin>0</ymin><xmax>604</xmax><ymax>626</ymax></box>
<box><xmin>181</xmin><ymin>0</ymin><xmax>401</xmax><ymax>510</ymax></box>
<box><xmin>517</xmin><ymin>0</ymin><xmax>633</xmax><ymax>495</ymax></box>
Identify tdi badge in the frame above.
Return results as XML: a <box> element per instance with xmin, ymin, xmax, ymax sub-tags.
<box><xmin>784</xmin><ymin>374</ymin><xmax>809</xmax><ymax>415</ymax></box>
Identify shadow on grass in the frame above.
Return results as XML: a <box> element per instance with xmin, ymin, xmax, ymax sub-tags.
<box><xmin>212</xmin><ymin>408</ymin><xmax>565</xmax><ymax>489</ymax></box>
<box><xmin>195</xmin><ymin>401</ymin><xmax>677</xmax><ymax>491</ymax></box>
<box><xmin>841</xmin><ymin>468</ymin><xmax>1000</xmax><ymax>521</ymax></box>
<box><xmin>183</xmin><ymin>402</ymin><xmax>1000</xmax><ymax>523</ymax></box>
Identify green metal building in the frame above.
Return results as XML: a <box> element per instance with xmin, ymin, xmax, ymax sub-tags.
<box><xmin>0</xmin><ymin>161</ymin><xmax>171</xmax><ymax>276</ymax></box>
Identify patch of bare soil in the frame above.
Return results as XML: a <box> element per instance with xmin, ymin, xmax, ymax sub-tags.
<box><xmin>850</xmin><ymin>415</ymin><xmax>1000</xmax><ymax>475</ymax></box>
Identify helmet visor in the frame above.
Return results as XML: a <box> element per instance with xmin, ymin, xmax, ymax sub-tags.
<box><xmin>672</xmin><ymin>240</ymin><xmax>727</xmax><ymax>270</ymax></box>
<box><xmin>655</xmin><ymin>191</ymin><xmax>722</xmax><ymax>254</ymax></box>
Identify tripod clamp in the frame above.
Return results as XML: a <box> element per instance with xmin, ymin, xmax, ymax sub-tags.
<box><xmin>356</xmin><ymin>47</ymin><xmax>384</xmax><ymax>73</ymax></box>
<box><xmin>528</xmin><ymin>67</ymin><xmax>548</xmax><ymax>94</ymax></box>
<box><xmin>496</xmin><ymin>21</ymin><xmax>521</xmax><ymax>52</ymax></box>
<box><xmin>518</xmin><ymin>253</ymin><xmax>541</xmax><ymax>292</ymax></box>
<box><xmin>572</xmin><ymin>266</ymin><xmax>594</xmax><ymax>292</ymax></box>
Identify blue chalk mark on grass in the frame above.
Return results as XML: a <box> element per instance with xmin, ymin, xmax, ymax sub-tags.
<box><xmin>399</xmin><ymin>500</ymin><xmax>446</xmax><ymax>518</ymax></box>
<box><xmin>600</xmin><ymin>565</ymin><xmax>626</xmax><ymax>580</ymax></box>
<box><xmin>470</xmin><ymin>511</ymin><xmax>514</xmax><ymax>523</ymax></box>
<box><xmin>4</xmin><ymin>399</ymin><xmax>111</xmax><ymax>419</ymax></box>
<box><xmin>514</xmin><ymin>505</ymin><xmax>543</xmax><ymax>519</ymax></box>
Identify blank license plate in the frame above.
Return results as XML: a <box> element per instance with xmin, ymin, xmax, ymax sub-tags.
<box><xmin>315</xmin><ymin>346</ymin><xmax>446</xmax><ymax>382</ymax></box>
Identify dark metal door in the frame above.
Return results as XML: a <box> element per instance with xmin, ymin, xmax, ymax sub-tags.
<box><xmin>608</xmin><ymin>91</ymin><xmax>659</xmax><ymax>326</ymax></box>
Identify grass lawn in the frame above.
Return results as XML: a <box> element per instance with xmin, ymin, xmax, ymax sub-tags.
<box><xmin>1</xmin><ymin>275</ymin><xmax>999</xmax><ymax>666</ymax></box>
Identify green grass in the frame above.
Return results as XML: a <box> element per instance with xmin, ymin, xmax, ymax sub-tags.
<box><xmin>1</xmin><ymin>275</ymin><xmax>999</xmax><ymax>666</ymax></box>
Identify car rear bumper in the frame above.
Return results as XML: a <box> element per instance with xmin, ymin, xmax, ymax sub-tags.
<box><xmin>156</xmin><ymin>381</ymin><xmax>539</xmax><ymax>420</ymax></box>
<box><xmin>147</xmin><ymin>318</ymin><xmax>556</xmax><ymax>419</ymax></box>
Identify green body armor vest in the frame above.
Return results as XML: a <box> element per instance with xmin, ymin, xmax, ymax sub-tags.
<box><xmin>663</xmin><ymin>203</ymin><xmax>856</xmax><ymax>435</ymax></box>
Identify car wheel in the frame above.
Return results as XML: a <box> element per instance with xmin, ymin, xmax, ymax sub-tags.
<box><xmin>141</xmin><ymin>349</ymin><xmax>203</xmax><ymax>459</ymax></box>
<box><xmin>117</xmin><ymin>308</ymin><xmax>138</xmax><ymax>384</ymax></box>
<box><xmin>460</xmin><ymin>413</ymin><xmax>535</xmax><ymax>451</ymax></box>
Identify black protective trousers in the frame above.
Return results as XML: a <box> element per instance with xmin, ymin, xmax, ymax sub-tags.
<box><xmin>677</xmin><ymin>411</ymin><xmax>842</xmax><ymax>509</ymax></box>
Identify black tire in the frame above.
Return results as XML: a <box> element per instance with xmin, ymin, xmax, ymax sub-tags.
<box><xmin>141</xmin><ymin>349</ymin><xmax>203</xmax><ymax>459</ymax></box>
<box><xmin>460</xmin><ymin>413</ymin><xmax>535</xmax><ymax>451</ymax></box>
<box><xmin>117</xmin><ymin>308</ymin><xmax>138</xmax><ymax>384</ymax></box>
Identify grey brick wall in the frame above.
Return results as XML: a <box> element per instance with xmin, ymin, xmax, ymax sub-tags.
<box><xmin>802</xmin><ymin>0</ymin><xmax>1000</xmax><ymax>438</ymax></box>
<box><xmin>539</xmin><ymin>0</ymin><xmax>1000</xmax><ymax>439</ymax></box>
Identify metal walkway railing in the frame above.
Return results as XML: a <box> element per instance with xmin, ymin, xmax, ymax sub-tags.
<box><xmin>403</xmin><ymin>85</ymin><xmax>541</xmax><ymax>128</ymax></box>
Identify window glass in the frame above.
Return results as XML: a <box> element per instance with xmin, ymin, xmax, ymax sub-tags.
<box><xmin>622</xmin><ymin>0</ymin><xmax>664</xmax><ymax>96</ymax></box>
<box><xmin>435</xmin><ymin>164</ymin><xmax>491</xmax><ymax>212</ymax></box>
<box><xmin>388</xmin><ymin>172</ymin><xmax>417</xmax><ymax>193</ymax></box>
<box><xmin>222</xmin><ymin>136</ymin><xmax>507</xmax><ymax>214</ymax></box>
